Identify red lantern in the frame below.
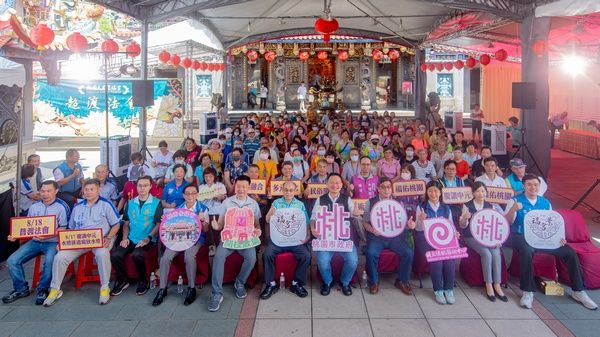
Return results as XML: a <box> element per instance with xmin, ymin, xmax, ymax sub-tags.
<box><xmin>532</xmin><ymin>40</ymin><xmax>547</xmax><ymax>57</ymax></box>
<box><xmin>125</xmin><ymin>42</ymin><xmax>141</xmax><ymax>58</ymax></box>
<box><xmin>435</xmin><ymin>63</ymin><xmax>444</xmax><ymax>71</ymax></box>
<box><xmin>101</xmin><ymin>39</ymin><xmax>119</xmax><ymax>55</ymax></box>
<box><xmin>420</xmin><ymin>63</ymin><xmax>427</xmax><ymax>72</ymax></box>
<box><xmin>299</xmin><ymin>50</ymin><xmax>310</xmax><ymax>61</ymax></box>
<box><xmin>495</xmin><ymin>49</ymin><xmax>508</xmax><ymax>61</ymax></box>
<box><xmin>170</xmin><ymin>54</ymin><xmax>181</xmax><ymax>67</ymax></box>
<box><xmin>66</xmin><ymin>32</ymin><xmax>88</xmax><ymax>53</ymax></box>
<box><xmin>479</xmin><ymin>54</ymin><xmax>491</xmax><ymax>66</ymax></box>
<box><xmin>220</xmin><ymin>63</ymin><xmax>226</xmax><ymax>71</ymax></box>
<box><xmin>338</xmin><ymin>50</ymin><xmax>349</xmax><ymax>62</ymax></box>
<box><xmin>427</xmin><ymin>63</ymin><xmax>435</xmax><ymax>71</ymax></box>
<box><xmin>454</xmin><ymin>60</ymin><xmax>464</xmax><ymax>69</ymax></box>
<box><xmin>317</xmin><ymin>51</ymin><xmax>328</xmax><ymax>60</ymax></box>
<box><xmin>314</xmin><ymin>17</ymin><xmax>339</xmax><ymax>44</ymax></box>
<box><xmin>443</xmin><ymin>62</ymin><xmax>453</xmax><ymax>71</ymax></box>
<box><xmin>182</xmin><ymin>57</ymin><xmax>192</xmax><ymax>69</ymax></box>
<box><xmin>466</xmin><ymin>57</ymin><xmax>477</xmax><ymax>69</ymax></box>
<box><xmin>200</xmin><ymin>62</ymin><xmax>208</xmax><ymax>71</ymax></box>
<box><xmin>158</xmin><ymin>50</ymin><xmax>171</xmax><ymax>63</ymax></box>
<box><xmin>372</xmin><ymin>49</ymin><xmax>384</xmax><ymax>62</ymax></box>
<box><xmin>192</xmin><ymin>60</ymin><xmax>201</xmax><ymax>70</ymax></box>
<box><xmin>388</xmin><ymin>49</ymin><xmax>400</xmax><ymax>61</ymax></box>
<box><xmin>246</xmin><ymin>50</ymin><xmax>259</xmax><ymax>62</ymax></box>
<box><xmin>29</xmin><ymin>23</ymin><xmax>55</xmax><ymax>50</ymax></box>
<box><xmin>264</xmin><ymin>51</ymin><xmax>276</xmax><ymax>62</ymax></box>
<box><xmin>209</xmin><ymin>63</ymin><xmax>216</xmax><ymax>71</ymax></box>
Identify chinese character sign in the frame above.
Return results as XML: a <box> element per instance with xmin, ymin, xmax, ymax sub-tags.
<box><xmin>270</xmin><ymin>208</ymin><xmax>307</xmax><ymax>247</ymax></box>
<box><xmin>442</xmin><ymin>187</ymin><xmax>473</xmax><ymax>205</ymax></box>
<box><xmin>369</xmin><ymin>199</ymin><xmax>407</xmax><ymax>238</ymax></box>
<box><xmin>10</xmin><ymin>215</ymin><xmax>56</xmax><ymax>239</ymax></box>
<box><xmin>393</xmin><ymin>180</ymin><xmax>426</xmax><ymax>197</ymax></box>
<box><xmin>312</xmin><ymin>204</ymin><xmax>353</xmax><ymax>252</ymax></box>
<box><xmin>485</xmin><ymin>187</ymin><xmax>515</xmax><ymax>204</ymax></box>
<box><xmin>306</xmin><ymin>184</ymin><xmax>328</xmax><ymax>199</ymax></box>
<box><xmin>469</xmin><ymin>209</ymin><xmax>510</xmax><ymax>247</ymax></box>
<box><xmin>524</xmin><ymin>210</ymin><xmax>565</xmax><ymax>250</ymax></box>
<box><xmin>423</xmin><ymin>218</ymin><xmax>468</xmax><ymax>262</ymax></box>
<box><xmin>197</xmin><ymin>184</ymin><xmax>227</xmax><ymax>201</ymax></box>
<box><xmin>222</xmin><ymin>207</ymin><xmax>261</xmax><ymax>250</ymax></box>
<box><xmin>270</xmin><ymin>180</ymin><xmax>302</xmax><ymax>196</ymax></box>
<box><xmin>159</xmin><ymin>209</ymin><xmax>201</xmax><ymax>252</ymax></box>
<box><xmin>249</xmin><ymin>179</ymin><xmax>267</xmax><ymax>195</ymax></box>
<box><xmin>58</xmin><ymin>229</ymin><xmax>103</xmax><ymax>250</ymax></box>
<box><xmin>353</xmin><ymin>199</ymin><xmax>368</xmax><ymax>215</ymax></box>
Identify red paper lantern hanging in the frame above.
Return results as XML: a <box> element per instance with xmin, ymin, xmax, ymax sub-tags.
<box><xmin>465</xmin><ymin>57</ymin><xmax>477</xmax><ymax>69</ymax></box>
<box><xmin>192</xmin><ymin>60</ymin><xmax>201</xmax><ymax>70</ymax></box>
<box><xmin>427</xmin><ymin>63</ymin><xmax>435</xmax><ymax>71</ymax></box>
<box><xmin>338</xmin><ymin>50</ymin><xmax>349</xmax><ymax>62</ymax></box>
<box><xmin>388</xmin><ymin>49</ymin><xmax>400</xmax><ymax>61</ymax></box>
<box><xmin>314</xmin><ymin>17</ymin><xmax>339</xmax><ymax>44</ymax></box>
<box><xmin>317</xmin><ymin>51</ymin><xmax>328</xmax><ymax>60</ymax></box>
<box><xmin>125</xmin><ymin>42</ymin><xmax>141</xmax><ymax>58</ymax></box>
<box><xmin>220</xmin><ymin>63</ymin><xmax>226</xmax><ymax>71</ymax></box>
<box><xmin>532</xmin><ymin>39</ymin><xmax>547</xmax><ymax>57</ymax></box>
<box><xmin>454</xmin><ymin>60</ymin><xmax>464</xmax><ymax>70</ymax></box>
<box><xmin>208</xmin><ymin>63</ymin><xmax>216</xmax><ymax>71</ymax></box>
<box><xmin>479</xmin><ymin>54</ymin><xmax>491</xmax><ymax>66</ymax></box>
<box><xmin>444</xmin><ymin>62</ymin><xmax>453</xmax><ymax>71</ymax></box>
<box><xmin>494</xmin><ymin>49</ymin><xmax>508</xmax><ymax>61</ymax></box>
<box><xmin>170</xmin><ymin>54</ymin><xmax>181</xmax><ymax>67</ymax></box>
<box><xmin>435</xmin><ymin>63</ymin><xmax>444</xmax><ymax>71</ymax></box>
<box><xmin>101</xmin><ymin>39</ymin><xmax>119</xmax><ymax>55</ymax></box>
<box><xmin>66</xmin><ymin>32</ymin><xmax>88</xmax><ymax>53</ymax></box>
<box><xmin>299</xmin><ymin>50</ymin><xmax>310</xmax><ymax>61</ymax></box>
<box><xmin>264</xmin><ymin>51</ymin><xmax>276</xmax><ymax>62</ymax></box>
<box><xmin>372</xmin><ymin>49</ymin><xmax>384</xmax><ymax>62</ymax></box>
<box><xmin>29</xmin><ymin>23</ymin><xmax>55</xmax><ymax>50</ymax></box>
<box><xmin>158</xmin><ymin>50</ymin><xmax>171</xmax><ymax>63</ymax></box>
<box><xmin>200</xmin><ymin>61</ymin><xmax>208</xmax><ymax>71</ymax></box>
<box><xmin>420</xmin><ymin>63</ymin><xmax>427</xmax><ymax>72</ymax></box>
<box><xmin>182</xmin><ymin>57</ymin><xmax>192</xmax><ymax>69</ymax></box>
<box><xmin>246</xmin><ymin>50</ymin><xmax>259</xmax><ymax>62</ymax></box>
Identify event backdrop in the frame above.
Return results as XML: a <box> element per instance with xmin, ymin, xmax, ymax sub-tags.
<box><xmin>33</xmin><ymin>78</ymin><xmax>184</xmax><ymax>138</ymax></box>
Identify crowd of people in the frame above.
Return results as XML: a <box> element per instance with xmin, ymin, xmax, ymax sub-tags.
<box><xmin>7</xmin><ymin>108</ymin><xmax>597</xmax><ymax>313</ymax></box>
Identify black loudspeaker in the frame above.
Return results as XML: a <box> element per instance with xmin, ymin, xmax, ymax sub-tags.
<box><xmin>512</xmin><ymin>82</ymin><xmax>536</xmax><ymax>109</ymax></box>
<box><xmin>132</xmin><ymin>80</ymin><xmax>154</xmax><ymax>107</ymax></box>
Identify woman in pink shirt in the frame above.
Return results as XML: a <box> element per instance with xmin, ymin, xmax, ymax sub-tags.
<box><xmin>377</xmin><ymin>147</ymin><xmax>402</xmax><ymax>181</ymax></box>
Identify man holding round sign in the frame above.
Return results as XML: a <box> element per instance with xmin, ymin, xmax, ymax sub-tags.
<box><xmin>505</xmin><ymin>174</ymin><xmax>597</xmax><ymax>310</ymax></box>
<box><xmin>363</xmin><ymin>178</ymin><xmax>414</xmax><ymax>295</ymax></box>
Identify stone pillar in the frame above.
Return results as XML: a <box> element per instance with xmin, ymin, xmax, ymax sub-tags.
<box><xmin>520</xmin><ymin>15</ymin><xmax>551</xmax><ymax>177</ymax></box>
<box><xmin>414</xmin><ymin>50</ymin><xmax>427</xmax><ymax>120</ymax></box>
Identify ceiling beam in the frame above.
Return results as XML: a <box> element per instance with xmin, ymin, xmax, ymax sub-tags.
<box><xmin>146</xmin><ymin>0</ymin><xmax>253</xmax><ymax>23</ymax></box>
<box><xmin>88</xmin><ymin>0</ymin><xmax>143</xmax><ymax>19</ymax></box>
<box><xmin>420</xmin><ymin>12</ymin><xmax>512</xmax><ymax>47</ymax></box>
<box><xmin>422</xmin><ymin>0</ymin><xmax>558</xmax><ymax>22</ymax></box>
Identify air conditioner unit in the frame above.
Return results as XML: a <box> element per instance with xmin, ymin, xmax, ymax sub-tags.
<box><xmin>100</xmin><ymin>136</ymin><xmax>132</xmax><ymax>176</ymax></box>
<box><xmin>482</xmin><ymin>124</ymin><xmax>507</xmax><ymax>155</ymax></box>
<box><xmin>198</xmin><ymin>111</ymin><xmax>218</xmax><ymax>144</ymax></box>
<box><xmin>444</xmin><ymin>111</ymin><xmax>463</xmax><ymax>133</ymax></box>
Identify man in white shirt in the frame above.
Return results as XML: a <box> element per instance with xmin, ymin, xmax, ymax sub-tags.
<box><xmin>475</xmin><ymin>157</ymin><xmax>507</xmax><ymax>187</ymax></box>
<box><xmin>297</xmin><ymin>82</ymin><xmax>307</xmax><ymax>112</ymax></box>
<box><xmin>259</xmin><ymin>85</ymin><xmax>268</xmax><ymax>109</ymax></box>
<box><xmin>150</xmin><ymin>140</ymin><xmax>174</xmax><ymax>178</ymax></box>
<box><xmin>411</xmin><ymin>148</ymin><xmax>437</xmax><ymax>183</ymax></box>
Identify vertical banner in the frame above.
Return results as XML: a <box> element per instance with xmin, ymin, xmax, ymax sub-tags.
<box><xmin>369</xmin><ymin>199</ymin><xmax>407</xmax><ymax>238</ymax></box>
<box><xmin>524</xmin><ymin>210</ymin><xmax>565</xmax><ymax>249</ymax></box>
<box><xmin>423</xmin><ymin>217</ymin><xmax>468</xmax><ymax>262</ymax></box>
<box><xmin>469</xmin><ymin>209</ymin><xmax>510</xmax><ymax>247</ymax></box>
<box><xmin>222</xmin><ymin>207</ymin><xmax>261</xmax><ymax>249</ymax></box>
<box><xmin>312</xmin><ymin>204</ymin><xmax>353</xmax><ymax>252</ymax></box>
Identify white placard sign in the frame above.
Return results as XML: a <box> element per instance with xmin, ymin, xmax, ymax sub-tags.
<box><xmin>524</xmin><ymin>210</ymin><xmax>565</xmax><ymax>249</ymax></box>
<box><xmin>270</xmin><ymin>208</ymin><xmax>307</xmax><ymax>247</ymax></box>
<box><xmin>469</xmin><ymin>209</ymin><xmax>510</xmax><ymax>247</ymax></box>
<box><xmin>369</xmin><ymin>199</ymin><xmax>407</xmax><ymax>238</ymax></box>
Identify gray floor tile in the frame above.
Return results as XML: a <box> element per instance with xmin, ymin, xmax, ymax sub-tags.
<box><xmin>414</xmin><ymin>288</ymin><xmax>480</xmax><ymax>319</ymax></box>
<box><xmin>191</xmin><ymin>319</ymin><xmax>237</xmax><ymax>337</ymax></box>
<box><xmin>117</xmin><ymin>300</ymin><xmax>177</xmax><ymax>321</ymax></box>
<box><xmin>69</xmin><ymin>320</ymin><xmax>139</xmax><ymax>337</ymax></box>
<box><xmin>370</xmin><ymin>319</ymin><xmax>433</xmax><ymax>337</ymax></box>
<box><xmin>252</xmin><ymin>318</ymin><xmax>311</xmax><ymax>337</ymax></box>
<box><xmin>428</xmin><ymin>318</ymin><xmax>494</xmax><ymax>337</ymax></box>
<box><xmin>363</xmin><ymin>288</ymin><xmax>424</xmax><ymax>318</ymax></box>
<box><xmin>256</xmin><ymin>289</ymin><xmax>311</xmax><ymax>319</ymax></box>
<box><xmin>462</xmin><ymin>288</ymin><xmax>538</xmax><ymax>319</ymax></box>
<box><xmin>131</xmin><ymin>320</ymin><xmax>197</xmax><ymax>337</ymax></box>
<box><xmin>313</xmin><ymin>319</ymin><xmax>373</xmax><ymax>337</ymax></box>
<box><xmin>1</xmin><ymin>305</ymin><xmax>66</xmax><ymax>322</ymax></box>
<box><xmin>0</xmin><ymin>306</ymin><xmax>13</xmax><ymax>320</ymax></box>
<box><xmin>58</xmin><ymin>304</ymin><xmax>123</xmax><ymax>321</ymax></box>
<box><xmin>554</xmin><ymin>303</ymin><xmax>600</xmax><ymax>319</ymax></box>
<box><xmin>311</xmin><ymin>288</ymin><xmax>368</xmax><ymax>318</ymax></box>
<box><xmin>10</xmin><ymin>321</ymin><xmax>80</xmax><ymax>337</ymax></box>
<box><xmin>0</xmin><ymin>322</ymin><xmax>23</xmax><ymax>337</ymax></box>
<box><xmin>486</xmin><ymin>319</ymin><xmax>557</xmax><ymax>337</ymax></box>
<box><xmin>562</xmin><ymin>318</ymin><xmax>600</xmax><ymax>337</ymax></box>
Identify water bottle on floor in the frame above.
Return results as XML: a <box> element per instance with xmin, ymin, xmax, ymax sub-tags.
<box><xmin>177</xmin><ymin>275</ymin><xmax>184</xmax><ymax>294</ymax></box>
<box><xmin>279</xmin><ymin>272</ymin><xmax>285</xmax><ymax>289</ymax></box>
<box><xmin>150</xmin><ymin>272</ymin><xmax>157</xmax><ymax>289</ymax></box>
<box><xmin>362</xmin><ymin>270</ymin><xmax>368</xmax><ymax>288</ymax></box>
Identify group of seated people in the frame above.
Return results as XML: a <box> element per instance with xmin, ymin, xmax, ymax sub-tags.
<box><xmin>6</xmin><ymin>108</ymin><xmax>597</xmax><ymax>313</ymax></box>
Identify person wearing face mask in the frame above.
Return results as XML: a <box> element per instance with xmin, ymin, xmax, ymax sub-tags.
<box><xmin>224</xmin><ymin>148</ymin><xmax>249</xmax><ymax>194</ymax></box>
<box><xmin>324</xmin><ymin>151</ymin><xmax>341</xmax><ymax>175</ymax></box>
<box><xmin>256</xmin><ymin>147</ymin><xmax>278</xmax><ymax>184</ymax></box>
<box><xmin>398</xmin><ymin>164</ymin><xmax>419</xmax><ymax>215</ymax></box>
<box><xmin>310</xmin><ymin>144</ymin><xmax>328</xmax><ymax>172</ymax></box>
<box><xmin>290</xmin><ymin>148</ymin><xmax>310</xmax><ymax>182</ymax></box>
<box><xmin>353</xmin><ymin>129</ymin><xmax>367</xmax><ymax>148</ymax></box>
<box><xmin>403</xmin><ymin>145</ymin><xmax>417</xmax><ymax>164</ymax></box>
<box><xmin>316</xmin><ymin>127</ymin><xmax>330</xmax><ymax>147</ymax></box>
<box><xmin>163</xmin><ymin>150</ymin><xmax>194</xmax><ymax>185</ymax></box>
<box><xmin>379</xmin><ymin>128</ymin><xmax>391</xmax><ymax>147</ymax></box>
<box><xmin>335</xmin><ymin>130</ymin><xmax>354</xmax><ymax>162</ymax></box>
<box><xmin>252</xmin><ymin>137</ymin><xmax>279</xmax><ymax>164</ymax></box>
<box><xmin>243</xmin><ymin>128</ymin><xmax>261</xmax><ymax>160</ymax></box>
<box><xmin>362</xmin><ymin>134</ymin><xmax>384</xmax><ymax>163</ymax></box>
<box><xmin>306</xmin><ymin>124</ymin><xmax>320</xmax><ymax>142</ymax></box>
<box><xmin>226</xmin><ymin>140</ymin><xmax>251</xmax><ymax>165</ymax></box>
<box><xmin>342</xmin><ymin>148</ymin><xmax>361</xmax><ymax>188</ymax></box>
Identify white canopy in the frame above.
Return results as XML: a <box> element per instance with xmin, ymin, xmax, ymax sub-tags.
<box><xmin>135</xmin><ymin>19</ymin><xmax>223</xmax><ymax>52</ymax></box>
<box><xmin>536</xmin><ymin>0</ymin><xmax>600</xmax><ymax>17</ymax></box>
<box><xmin>0</xmin><ymin>57</ymin><xmax>26</xmax><ymax>87</ymax></box>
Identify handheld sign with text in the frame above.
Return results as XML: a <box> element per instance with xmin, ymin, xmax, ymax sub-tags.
<box><xmin>312</xmin><ymin>204</ymin><xmax>353</xmax><ymax>252</ymax></box>
<box><xmin>524</xmin><ymin>210</ymin><xmax>565</xmax><ymax>249</ymax></box>
<box><xmin>270</xmin><ymin>208</ymin><xmax>307</xmax><ymax>247</ymax></box>
<box><xmin>159</xmin><ymin>209</ymin><xmax>201</xmax><ymax>251</ymax></box>
<box><xmin>222</xmin><ymin>207</ymin><xmax>261</xmax><ymax>249</ymax></box>
<box><xmin>423</xmin><ymin>217</ymin><xmax>468</xmax><ymax>262</ymax></box>
<box><xmin>306</xmin><ymin>184</ymin><xmax>328</xmax><ymax>199</ymax></box>
<box><xmin>485</xmin><ymin>187</ymin><xmax>514</xmax><ymax>204</ymax></box>
<box><xmin>10</xmin><ymin>215</ymin><xmax>56</xmax><ymax>239</ymax></box>
<box><xmin>197</xmin><ymin>184</ymin><xmax>227</xmax><ymax>201</ymax></box>
<box><xmin>353</xmin><ymin>199</ymin><xmax>368</xmax><ymax>216</ymax></box>
<box><xmin>270</xmin><ymin>180</ymin><xmax>302</xmax><ymax>196</ymax></box>
<box><xmin>442</xmin><ymin>187</ymin><xmax>473</xmax><ymax>204</ymax></box>
<box><xmin>393</xmin><ymin>180</ymin><xmax>426</xmax><ymax>197</ymax></box>
<box><xmin>58</xmin><ymin>229</ymin><xmax>103</xmax><ymax>250</ymax></box>
<box><xmin>369</xmin><ymin>199</ymin><xmax>407</xmax><ymax>238</ymax></box>
<box><xmin>469</xmin><ymin>209</ymin><xmax>510</xmax><ymax>247</ymax></box>
<box><xmin>249</xmin><ymin>179</ymin><xmax>267</xmax><ymax>195</ymax></box>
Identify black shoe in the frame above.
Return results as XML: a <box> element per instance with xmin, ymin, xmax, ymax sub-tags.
<box><xmin>152</xmin><ymin>288</ymin><xmax>167</xmax><ymax>306</ymax></box>
<box><xmin>260</xmin><ymin>284</ymin><xmax>279</xmax><ymax>300</ymax></box>
<box><xmin>320</xmin><ymin>283</ymin><xmax>332</xmax><ymax>296</ymax></box>
<box><xmin>342</xmin><ymin>284</ymin><xmax>353</xmax><ymax>296</ymax></box>
<box><xmin>136</xmin><ymin>282</ymin><xmax>149</xmax><ymax>296</ymax></box>
<box><xmin>487</xmin><ymin>294</ymin><xmax>497</xmax><ymax>302</ymax></box>
<box><xmin>110</xmin><ymin>281</ymin><xmax>129</xmax><ymax>296</ymax></box>
<box><xmin>35</xmin><ymin>289</ymin><xmax>48</xmax><ymax>306</ymax></box>
<box><xmin>2</xmin><ymin>289</ymin><xmax>30</xmax><ymax>304</ymax></box>
<box><xmin>496</xmin><ymin>293</ymin><xmax>508</xmax><ymax>302</ymax></box>
<box><xmin>184</xmin><ymin>287</ymin><xmax>196</xmax><ymax>306</ymax></box>
<box><xmin>290</xmin><ymin>283</ymin><xmax>308</xmax><ymax>298</ymax></box>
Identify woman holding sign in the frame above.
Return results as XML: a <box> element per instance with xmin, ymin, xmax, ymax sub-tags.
<box><xmin>458</xmin><ymin>182</ymin><xmax>508</xmax><ymax>302</ymax></box>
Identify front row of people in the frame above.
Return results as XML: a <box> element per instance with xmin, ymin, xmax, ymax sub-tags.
<box><xmin>3</xmin><ymin>174</ymin><xmax>598</xmax><ymax>312</ymax></box>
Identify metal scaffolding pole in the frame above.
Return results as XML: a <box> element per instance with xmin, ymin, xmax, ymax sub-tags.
<box><xmin>139</xmin><ymin>20</ymin><xmax>149</xmax><ymax>156</ymax></box>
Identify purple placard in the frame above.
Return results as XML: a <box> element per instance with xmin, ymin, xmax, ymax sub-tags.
<box><xmin>423</xmin><ymin>217</ymin><xmax>468</xmax><ymax>262</ymax></box>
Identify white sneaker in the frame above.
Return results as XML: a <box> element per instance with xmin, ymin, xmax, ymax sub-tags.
<box><xmin>99</xmin><ymin>286</ymin><xmax>110</xmax><ymax>305</ymax></box>
<box><xmin>434</xmin><ymin>290</ymin><xmax>446</xmax><ymax>304</ymax></box>
<box><xmin>42</xmin><ymin>288</ymin><xmax>63</xmax><ymax>307</ymax></box>
<box><xmin>520</xmin><ymin>291</ymin><xmax>534</xmax><ymax>309</ymax></box>
<box><xmin>572</xmin><ymin>291</ymin><xmax>598</xmax><ymax>310</ymax></box>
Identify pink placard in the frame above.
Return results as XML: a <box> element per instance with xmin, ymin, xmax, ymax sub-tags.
<box><xmin>423</xmin><ymin>217</ymin><xmax>468</xmax><ymax>262</ymax></box>
<box><xmin>369</xmin><ymin>199</ymin><xmax>407</xmax><ymax>238</ymax></box>
<box><xmin>312</xmin><ymin>203</ymin><xmax>353</xmax><ymax>252</ymax></box>
<box><xmin>221</xmin><ymin>207</ymin><xmax>261</xmax><ymax>250</ymax></box>
<box><xmin>469</xmin><ymin>209</ymin><xmax>510</xmax><ymax>247</ymax></box>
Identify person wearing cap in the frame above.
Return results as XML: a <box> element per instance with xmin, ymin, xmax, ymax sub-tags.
<box><xmin>243</xmin><ymin>128</ymin><xmax>261</xmax><ymax>160</ymax></box>
<box><xmin>505</xmin><ymin>158</ymin><xmax>547</xmax><ymax>196</ymax></box>
<box><xmin>362</xmin><ymin>134</ymin><xmax>384</xmax><ymax>163</ymax></box>
<box><xmin>202</xmin><ymin>139</ymin><xmax>224</xmax><ymax>175</ymax></box>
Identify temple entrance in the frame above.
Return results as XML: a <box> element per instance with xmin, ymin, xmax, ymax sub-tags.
<box><xmin>307</xmin><ymin>57</ymin><xmax>338</xmax><ymax>111</ymax></box>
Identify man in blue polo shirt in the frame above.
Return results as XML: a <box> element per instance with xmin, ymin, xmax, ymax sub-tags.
<box><xmin>505</xmin><ymin>174</ymin><xmax>597</xmax><ymax>310</ymax></box>
<box><xmin>43</xmin><ymin>178</ymin><xmax>121</xmax><ymax>307</ymax></box>
<box><xmin>3</xmin><ymin>181</ymin><xmax>69</xmax><ymax>305</ymax></box>
<box><xmin>53</xmin><ymin>149</ymin><xmax>85</xmax><ymax>208</ymax></box>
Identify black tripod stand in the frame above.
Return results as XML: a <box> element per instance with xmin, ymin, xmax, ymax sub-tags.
<box><xmin>511</xmin><ymin>128</ymin><xmax>546</xmax><ymax>180</ymax></box>
<box><xmin>572</xmin><ymin>178</ymin><xmax>600</xmax><ymax>211</ymax></box>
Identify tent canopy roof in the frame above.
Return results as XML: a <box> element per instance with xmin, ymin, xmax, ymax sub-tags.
<box><xmin>0</xmin><ymin>57</ymin><xmax>25</xmax><ymax>87</ymax></box>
